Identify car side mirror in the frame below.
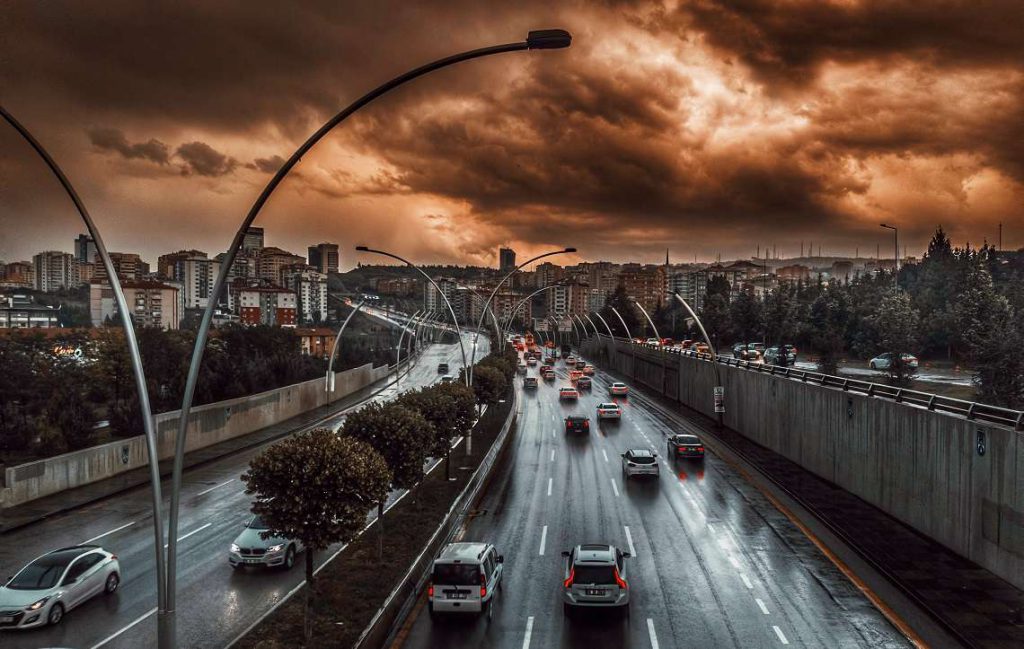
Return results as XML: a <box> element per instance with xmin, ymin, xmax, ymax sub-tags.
<box><xmin>560</xmin><ymin>551</ymin><xmax>570</xmax><ymax>557</ymax></box>
<box><xmin>620</xmin><ymin>453</ymin><xmax>626</xmax><ymax>457</ymax></box>
<box><xmin>622</xmin><ymin>552</ymin><xmax>632</xmax><ymax>558</ymax></box>
<box><xmin>497</xmin><ymin>555</ymin><xmax>504</xmax><ymax>563</ymax></box>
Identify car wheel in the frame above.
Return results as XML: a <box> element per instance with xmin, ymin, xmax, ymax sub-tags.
<box><xmin>870</xmin><ymin>362</ymin><xmax>876</xmax><ymax>370</ymax></box>
<box><xmin>105</xmin><ymin>572</ymin><xmax>120</xmax><ymax>595</ymax></box>
<box><xmin>283</xmin><ymin>544</ymin><xmax>296</xmax><ymax>570</ymax></box>
<box><xmin>47</xmin><ymin>603</ymin><xmax>64</xmax><ymax>626</ymax></box>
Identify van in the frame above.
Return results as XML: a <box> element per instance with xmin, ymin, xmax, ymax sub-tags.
<box><xmin>428</xmin><ymin>542</ymin><xmax>503</xmax><ymax>618</ymax></box>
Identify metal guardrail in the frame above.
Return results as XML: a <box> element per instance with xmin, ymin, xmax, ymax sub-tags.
<box><xmin>592</xmin><ymin>335</ymin><xmax>1024</xmax><ymax>431</ymax></box>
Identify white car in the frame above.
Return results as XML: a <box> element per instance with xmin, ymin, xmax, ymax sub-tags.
<box><xmin>621</xmin><ymin>449</ymin><xmax>659</xmax><ymax>478</ymax></box>
<box><xmin>869</xmin><ymin>352</ymin><xmax>919</xmax><ymax>370</ymax></box>
<box><xmin>440</xmin><ymin>375</ymin><xmax>456</xmax><ymax>384</ymax></box>
<box><xmin>609</xmin><ymin>382</ymin><xmax>629</xmax><ymax>396</ymax></box>
<box><xmin>645</xmin><ymin>338</ymin><xmax>660</xmax><ymax>346</ymax></box>
<box><xmin>429</xmin><ymin>542</ymin><xmax>503</xmax><ymax>617</ymax></box>
<box><xmin>596</xmin><ymin>402</ymin><xmax>622</xmax><ymax>419</ymax></box>
<box><xmin>229</xmin><ymin>515</ymin><xmax>304</xmax><ymax>570</ymax></box>
<box><xmin>565</xmin><ymin>356</ymin><xmax>576</xmax><ymax>365</ymax></box>
<box><xmin>0</xmin><ymin>545</ymin><xmax>120</xmax><ymax>629</ymax></box>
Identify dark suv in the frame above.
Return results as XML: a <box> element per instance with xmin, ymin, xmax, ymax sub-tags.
<box><xmin>565</xmin><ymin>416</ymin><xmax>590</xmax><ymax>434</ymax></box>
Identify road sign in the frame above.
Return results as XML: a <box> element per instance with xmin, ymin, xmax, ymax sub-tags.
<box><xmin>976</xmin><ymin>430</ymin><xmax>986</xmax><ymax>457</ymax></box>
<box><xmin>713</xmin><ymin>386</ymin><xmax>725</xmax><ymax>413</ymax></box>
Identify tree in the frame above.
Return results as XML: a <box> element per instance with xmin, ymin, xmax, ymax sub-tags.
<box><xmin>398</xmin><ymin>382</ymin><xmax>475</xmax><ymax>480</ymax></box>
<box><xmin>470</xmin><ymin>365</ymin><xmax>506</xmax><ymax>407</ymax></box>
<box><xmin>762</xmin><ymin>285</ymin><xmax>798</xmax><ymax>349</ymax></box>
<box><xmin>808</xmin><ymin>286</ymin><xmax>850</xmax><ymax>375</ymax></box>
<box><xmin>728</xmin><ymin>290</ymin><xmax>762</xmax><ymax>344</ymax></box>
<box><xmin>870</xmin><ymin>292</ymin><xmax>921</xmax><ymax>385</ymax></box>
<box><xmin>242</xmin><ymin>430</ymin><xmax>390</xmax><ymax>642</ymax></box>
<box><xmin>602</xmin><ymin>284</ymin><xmax>641</xmax><ymax>338</ymax></box>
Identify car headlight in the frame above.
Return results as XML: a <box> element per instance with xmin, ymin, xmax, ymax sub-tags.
<box><xmin>26</xmin><ymin>596</ymin><xmax>50</xmax><ymax>611</ymax></box>
<box><xmin>230</xmin><ymin>543</ymin><xmax>240</xmax><ymax>553</ymax></box>
<box><xmin>267</xmin><ymin>544</ymin><xmax>284</xmax><ymax>553</ymax></box>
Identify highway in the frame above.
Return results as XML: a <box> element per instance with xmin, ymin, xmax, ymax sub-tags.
<box><xmin>0</xmin><ymin>332</ymin><xmax>485</xmax><ymax>649</ymax></box>
<box><xmin>397</xmin><ymin>351</ymin><xmax>913</xmax><ymax>649</ymax></box>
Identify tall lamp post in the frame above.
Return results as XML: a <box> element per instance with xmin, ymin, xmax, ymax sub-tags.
<box><xmin>325</xmin><ymin>299</ymin><xmax>367</xmax><ymax>392</ymax></box>
<box><xmin>0</xmin><ymin>106</ymin><xmax>169</xmax><ymax>637</ymax></box>
<box><xmin>631</xmin><ymin>298</ymin><xmax>661</xmax><ymax>342</ymax></box>
<box><xmin>591</xmin><ymin>311</ymin><xmax>615</xmax><ymax>338</ymax></box>
<box><xmin>880</xmin><ymin>223</ymin><xmax>899</xmax><ymax>292</ymax></box>
<box><xmin>609</xmin><ymin>306</ymin><xmax>633</xmax><ymax>341</ymax></box>
<box><xmin>394</xmin><ymin>309</ymin><xmax>423</xmax><ymax>389</ymax></box>
<box><xmin>500</xmin><ymin>284</ymin><xmax>560</xmax><ymax>340</ymax></box>
<box><xmin>669</xmin><ymin>291</ymin><xmax>724</xmax><ymax>427</ymax></box>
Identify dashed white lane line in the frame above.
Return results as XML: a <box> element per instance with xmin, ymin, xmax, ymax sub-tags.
<box><xmin>610</xmin><ymin>479</ymin><xmax>620</xmax><ymax>497</ymax></box>
<box><xmin>756</xmin><ymin>598</ymin><xmax>770</xmax><ymax>615</ymax></box>
<box><xmin>647</xmin><ymin>618</ymin><xmax>661</xmax><ymax>649</ymax></box>
<box><xmin>522</xmin><ymin>616</ymin><xmax>535</xmax><ymax>649</ymax></box>
<box><xmin>164</xmin><ymin>522</ymin><xmax>212</xmax><ymax>547</ymax></box>
<box><xmin>83</xmin><ymin>521</ymin><xmax>134</xmax><ymax>544</ymax></box>
<box><xmin>539</xmin><ymin>526</ymin><xmax>548</xmax><ymax>556</ymax></box>
<box><xmin>547</xmin><ymin>478</ymin><xmax>553</xmax><ymax>496</ymax></box>
<box><xmin>624</xmin><ymin>525</ymin><xmax>636</xmax><ymax>556</ymax></box>
<box><xmin>740</xmin><ymin>573</ymin><xmax>754</xmax><ymax>589</ymax></box>
<box><xmin>550</xmin><ymin>449</ymin><xmax>555</xmax><ymax>462</ymax></box>
<box><xmin>707</xmin><ymin>523</ymin><xmax>717</xmax><ymax>535</ymax></box>
<box><xmin>729</xmin><ymin>556</ymin><xmax>741</xmax><ymax>569</ymax></box>
<box><xmin>89</xmin><ymin>607</ymin><xmax>157</xmax><ymax>649</ymax></box>
<box><xmin>773</xmin><ymin>625</ymin><xmax>790</xmax><ymax>645</ymax></box>
<box><xmin>602</xmin><ymin>449</ymin><xmax>609</xmax><ymax>463</ymax></box>
<box><xmin>197</xmin><ymin>478</ymin><xmax>234</xmax><ymax>496</ymax></box>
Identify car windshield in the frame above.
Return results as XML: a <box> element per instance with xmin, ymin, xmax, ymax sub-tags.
<box><xmin>572</xmin><ymin>565</ymin><xmax>617</xmax><ymax>585</ymax></box>
<box><xmin>246</xmin><ymin>515</ymin><xmax>269</xmax><ymax>530</ymax></box>
<box><xmin>6</xmin><ymin>555</ymin><xmax>72</xmax><ymax>590</ymax></box>
<box><xmin>432</xmin><ymin>563</ymin><xmax>480</xmax><ymax>585</ymax></box>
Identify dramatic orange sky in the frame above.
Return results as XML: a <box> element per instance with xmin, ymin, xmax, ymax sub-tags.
<box><xmin>1</xmin><ymin>1</ymin><xmax>1021</xmax><ymax>268</ymax></box>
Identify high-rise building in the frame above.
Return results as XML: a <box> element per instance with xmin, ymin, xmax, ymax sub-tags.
<box><xmin>242</xmin><ymin>226</ymin><xmax>265</xmax><ymax>252</ymax></box>
<box><xmin>75</xmin><ymin>234</ymin><xmax>97</xmax><ymax>264</ymax></box>
<box><xmin>499</xmin><ymin>247</ymin><xmax>516</xmax><ymax>272</ymax></box>
<box><xmin>535</xmin><ymin>262</ymin><xmax>564</xmax><ymax>288</ymax></box>
<box><xmin>92</xmin><ymin>252</ymin><xmax>146</xmax><ymax>283</ymax></box>
<box><xmin>160</xmin><ymin>252</ymin><xmax>220</xmax><ymax>309</ymax></box>
<box><xmin>33</xmin><ymin>251</ymin><xmax>79</xmax><ymax>292</ymax></box>
<box><xmin>157</xmin><ymin>250</ymin><xmax>207</xmax><ymax>279</ymax></box>
<box><xmin>90</xmin><ymin>280</ymin><xmax>181</xmax><ymax>329</ymax></box>
<box><xmin>1</xmin><ymin>261</ymin><xmax>35</xmax><ymax>289</ymax></box>
<box><xmin>619</xmin><ymin>265</ymin><xmax>666</xmax><ymax>313</ymax></box>
<box><xmin>308</xmin><ymin>243</ymin><xmax>340</xmax><ymax>274</ymax></box>
<box><xmin>282</xmin><ymin>265</ymin><xmax>328</xmax><ymax>323</ymax></box>
<box><xmin>424</xmin><ymin>277</ymin><xmax>459</xmax><ymax>319</ymax></box>
<box><xmin>546</xmin><ymin>281</ymin><xmax>589</xmax><ymax>316</ymax></box>
<box><xmin>214</xmin><ymin>250</ymin><xmax>257</xmax><ymax>280</ymax></box>
<box><xmin>238</xmin><ymin>286</ymin><xmax>297</xmax><ymax>327</ymax></box>
<box><xmin>257</xmin><ymin>247</ymin><xmax>305</xmax><ymax>284</ymax></box>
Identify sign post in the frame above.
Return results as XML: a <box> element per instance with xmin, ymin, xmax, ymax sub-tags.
<box><xmin>713</xmin><ymin>386</ymin><xmax>725</xmax><ymax>414</ymax></box>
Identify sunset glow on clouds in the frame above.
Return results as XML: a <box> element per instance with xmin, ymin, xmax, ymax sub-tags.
<box><xmin>1</xmin><ymin>0</ymin><xmax>1021</xmax><ymax>267</ymax></box>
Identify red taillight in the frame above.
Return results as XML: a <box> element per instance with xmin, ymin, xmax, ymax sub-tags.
<box><xmin>697</xmin><ymin>447</ymin><xmax>704</xmax><ymax>452</ymax></box>
<box><xmin>583</xmin><ymin>420</ymin><xmax>589</xmax><ymax>428</ymax></box>
<box><xmin>614</xmin><ymin>567</ymin><xmax>628</xmax><ymax>590</ymax></box>
<box><xmin>427</xmin><ymin>583</ymin><xmax>434</xmax><ymax>598</ymax></box>
<box><xmin>564</xmin><ymin>566</ymin><xmax>575</xmax><ymax>589</ymax></box>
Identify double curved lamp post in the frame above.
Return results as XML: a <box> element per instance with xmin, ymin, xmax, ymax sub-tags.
<box><xmin>631</xmin><ymin>298</ymin><xmax>661</xmax><ymax>342</ymax></box>
<box><xmin>669</xmin><ymin>291</ymin><xmax>724</xmax><ymax>426</ymax></box>
<box><xmin>609</xmin><ymin>306</ymin><xmax>633</xmax><ymax>341</ymax></box>
<box><xmin>499</xmin><ymin>284</ymin><xmax>559</xmax><ymax>341</ymax></box>
<box><xmin>166</xmin><ymin>30</ymin><xmax>571</xmax><ymax>647</ymax></box>
<box><xmin>591</xmin><ymin>311</ymin><xmax>615</xmax><ymax>338</ymax></box>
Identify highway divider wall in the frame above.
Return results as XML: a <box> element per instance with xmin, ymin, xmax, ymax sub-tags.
<box><xmin>1</xmin><ymin>362</ymin><xmax>391</xmax><ymax>508</ymax></box>
<box><xmin>582</xmin><ymin>336</ymin><xmax>1024</xmax><ymax>592</ymax></box>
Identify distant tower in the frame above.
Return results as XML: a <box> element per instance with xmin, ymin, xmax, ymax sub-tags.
<box><xmin>665</xmin><ymin>248</ymin><xmax>669</xmax><ymax>266</ymax></box>
<box><xmin>499</xmin><ymin>247</ymin><xmax>516</xmax><ymax>272</ymax></box>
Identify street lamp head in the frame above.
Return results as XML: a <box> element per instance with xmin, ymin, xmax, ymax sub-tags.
<box><xmin>355</xmin><ymin>245</ymin><xmax>369</xmax><ymax>251</ymax></box>
<box><xmin>563</xmin><ymin>247</ymin><xmax>577</xmax><ymax>253</ymax></box>
<box><xmin>527</xmin><ymin>29</ymin><xmax>572</xmax><ymax>49</ymax></box>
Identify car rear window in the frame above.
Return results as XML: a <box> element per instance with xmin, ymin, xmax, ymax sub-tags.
<box><xmin>630</xmin><ymin>454</ymin><xmax>656</xmax><ymax>464</ymax></box>
<box><xmin>674</xmin><ymin>435</ymin><xmax>700</xmax><ymax>444</ymax></box>
<box><xmin>432</xmin><ymin>563</ymin><xmax>480</xmax><ymax>585</ymax></box>
<box><xmin>572</xmin><ymin>565</ymin><xmax>616</xmax><ymax>585</ymax></box>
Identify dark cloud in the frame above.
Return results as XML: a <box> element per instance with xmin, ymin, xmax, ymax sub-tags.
<box><xmin>88</xmin><ymin>127</ymin><xmax>170</xmax><ymax>164</ymax></box>
<box><xmin>175</xmin><ymin>141</ymin><xmax>237</xmax><ymax>177</ymax></box>
<box><xmin>248</xmin><ymin>155</ymin><xmax>285</xmax><ymax>174</ymax></box>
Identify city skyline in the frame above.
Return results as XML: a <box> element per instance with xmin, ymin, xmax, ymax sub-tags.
<box><xmin>2</xmin><ymin>2</ymin><xmax>1022</xmax><ymax>267</ymax></box>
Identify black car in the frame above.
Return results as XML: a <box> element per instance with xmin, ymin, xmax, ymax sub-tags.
<box><xmin>565</xmin><ymin>416</ymin><xmax>590</xmax><ymax>434</ymax></box>
<box><xmin>523</xmin><ymin>377</ymin><xmax>539</xmax><ymax>389</ymax></box>
<box><xmin>667</xmin><ymin>433</ymin><xmax>704</xmax><ymax>460</ymax></box>
<box><xmin>437</xmin><ymin>362</ymin><xmax>449</xmax><ymax>374</ymax></box>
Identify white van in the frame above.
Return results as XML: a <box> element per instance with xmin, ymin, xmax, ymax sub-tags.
<box><xmin>428</xmin><ymin>542</ymin><xmax>503</xmax><ymax>617</ymax></box>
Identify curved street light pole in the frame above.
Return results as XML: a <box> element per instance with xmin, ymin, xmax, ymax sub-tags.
<box><xmin>468</xmin><ymin>247</ymin><xmax>576</xmax><ymax>383</ymax></box>
<box><xmin>609</xmin><ymin>306</ymin><xmax>633</xmax><ymax>341</ymax></box>
<box><xmin>1</xmin><ymin>106</ymin><xmax>171</xmax><ymax>640</ymax></box>
<box><xmin>568</xmin><ymin>314</ymin><xmax>582</xmax><ymax>347</ymax></box>
<box><xmin>165</xmin><ymin>31</ymin><xmax>571</xmax><ymax>638</ymax></box>
<box><xmin>591</xmin><ymin>311</ymin><xmax>615</xmax><ymax>338</ymax></box>
<box><xmin>631</xmin><ymin>298</ymin><xmax>661</xmax><ymax>342</ymax></box>
<box><xmin>574</xmin><ymin>313</ymin><xmax>593</xmax><ymax>337</ymax></box>
<box><xmin>356</xmin><ymin>247</ymin><xmax>469</xmax><ymax>386</ymax></box>
<box><xmin>669</xmin><ymin>291</ymin><xmax>724</xmax><ymax>427</ymax></box>
<box><xmin>500</xmin><ymin>284</ymin><xmax>559</xmax><ymax>340</ymax></box>
<box><xmin>466</xmin><ymin>289</ymin><xmax>503</xmax><ymax>352</ymax></box>
<box><xmin>325</xmin><ymin>299</ymin><xmax>366</xmax><ymax>392</ymax></box>
<box><xmin>395</xmin><ymin>309</ymin><xmax>423</xmax><ymax>389</ymax></box>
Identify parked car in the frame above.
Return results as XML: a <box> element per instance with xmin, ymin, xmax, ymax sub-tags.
<box><xmin>596</xmin><ymin>402</ymin><xmax>622</xmax><ymax>419</ymax></box>
<box><xmin>667</xmin><ymin>434</ymin><xmax>704</xmax><ymax>460</ymax></box>
<box><xmin>609</xmin><ymin>382</ymin><xmax>629</xmax><ymax>396</ymax></box>
<box><xmin>559</xmin><ymin>387</ymin><xmax>579</xmax><ymax>401</ymax></box>
<box><xmin>523</xmin><ymin>377</ymin><xmax>539</xmax><ymax>390</ymax></box>
<box><xmin>562</xmin><ymin>544</ymin><xmax>630</xmax><ymax>616</ymax></box>
<box><xmin>0</xmin><ymin>545</ymin><xmax>121</xmax><ymax>629</ymax></box>
<box><xmin>437</xmin><ymin>362</ymin><xmax>449</xmax><ymax>374</ymax></box>
<box><xmin>428</xmin><ymin>542</ymin><xmax>503</xmax><ymax>617</ymax></box>
<box><xmin>621</xmin><ymin>449</ymin><xmax>659</xmax><ymax>478</ymax></box>
<box><xmin>565</xmin><ymin>415</ymin><xmax>590</xmax><ymax>434</ymax></box>
<box><xmin>869</xmin><ymin>352</ymin><xmax>919</xmax><ymax>370</ymax></box>
<box><xmin>229</xmin><ymin>515</ymin><xmax>303</xmax><ymax>571</ymax></box>
<box><xmin>576</xmin><ymin>376</ymin><xmax>592</xmax><ymax>390</ymax></box>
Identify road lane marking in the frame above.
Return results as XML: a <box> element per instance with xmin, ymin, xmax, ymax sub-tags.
<box><xmin>707</xmin><ymin>523</ymin><xmax>717</xmax><ymax>535</ymax></box>
<box><xmin>539</xmin><ymin>526</ymin><xmax>548</xmax><ymax>555</ymax></box>
<box><xmin>610</xmin><ymin>479</ymin><xmax>620</xmax><ymax>497</ymax></box>
<box><xmin>624</xmin><ymin>525</ymin><xmax>636</xmax><ymax>556</ymax></box>
<box><xmin>89</xmin><ymin>607</ymin><xmax>156</xmax><ymax>649</ymax></box>
<box><xmin>773</xmin><ymin>626</ymin><xmax>789</xmax><ymax>645</ymax></box>
<box><xmin>729</xmin><ymin>557</ymin><xmax>740</xmax><ymax>569</ymax></box>
<box><xmin>547</xmin><ymin>478</ymin><xmax>553</xmax><ymax>496</ymax></box>
<box><xmin>165</xmin><ymin>522</ymin><xmax>212</xmax><ymax>547</ymax></box>
<box><xmin>522</xmin><ymin>616</ymin><xmax>535</xmax><ymax>649</ymax></box>
<box><xmin>550</xmin><ymin>449</ymin><xmax>555</xmax><ymax>462</ymax></box>
<box><xmin>83</xmin><ymin>521</ymin><xmax>134</xmax><ymax>544</ymax></box>
<box><xmin>197</xmin><ymin>479</ymin><xmax>234</xmax><ymax>496</ymax></box>
<box><xmin>756</xmin><ymin>598</ymin><xmax>770</xmax><ymax>615</ymax></box>
<box><xmin>647</xmin><ymin>618</ymin><xmax>661</xmax><ymax>649</ymax></box>
<box><xmin>602</xmin><ymin>449</ymin><xmax>609</xmax><ymax>463</ymax></box>
<box><xmin>740</xmin><ymin>573</ymin><xmax>754</xmax><ymax>589</ymax></box>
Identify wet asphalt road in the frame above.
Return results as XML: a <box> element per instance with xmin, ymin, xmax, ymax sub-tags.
<box><xmin>397</xmin><ymin>355</ymin><xmax>914</xmax><ymax>649</ymax></box>
<box><xmin>0</xmin><ymin>333</ymin><xmax>484</xmax><ymax>649</ymax></box>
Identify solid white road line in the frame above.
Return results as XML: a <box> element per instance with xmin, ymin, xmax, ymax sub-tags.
<box><xmin>624</xmin><ymin>525</ymin><xmax>636</xmax><ymax>556</ymax></box>
<box><xmin>647</xmin><ymin>618</ymin><xmax>661</xmax><ymax>649</ymax></box>
<box><xmin>773</xmin><ymin>625</ymin><xmax>790</xmax><ymax>645</ymax></box>
<box><xmin>165</xmin><ymin>522</ymin><xmax>213</xmax><ymax>547</ymax></box>
<box><xmin>756</xmin><ymin>598</ymin><xmax>770</xmax><ymax>615</ymax></box>
<box><xmin>547</xmin><ymin>478</ymin><xmax>553</xmax><ymax>496</ymax></box>
<box><xmin>741</xmin><ymin>573</ymin><xmax>754</xmax><ymax>589</ymax></box>
<box><xmin>88</xmin><ymin>607</ymin><xmax>157</xmax><ymax>649</ymax></box>
<box><xmin>602</xmin><ymin>449</ymin><xmax>609</xmax><ymax>463</ymax></box>
<box><xmin>539</xmin><ymin>526</ymin><xmax>548</xmax><ymax>556</ymax></box>
<box><xmin>83</xmin><ymin>521</ymin><xmax>134</xmax><ymax>544</ymax></box>
<box><xmin>522</xmin><ymin>616</ymin><xmax>535</xmax><ymax>649</ymax></box>
<box><xmin>610</xmin><ymin>479</ymin><xmax>620</xmax><ymax>497</ymax></box>
<box><xmin>197</xmin><ymin>478</ymin><xmax>235</xmax><ymax>496</ymax></box>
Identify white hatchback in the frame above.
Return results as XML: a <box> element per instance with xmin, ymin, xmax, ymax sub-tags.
<box><xmin>621</xmin><ymin>449</ymin><xmax>660</xmax><ymax>478</ymax></box>
<box><xmin>597</xmin><ymin>402</ymin><xmax>622</xmax><ymax>419</ymax></box>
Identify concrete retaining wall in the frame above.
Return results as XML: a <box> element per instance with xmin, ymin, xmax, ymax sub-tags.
<box><xmin>1</xmin><ymin>363</ymin><xmax>391</xmax><ymax>508</ymax></box>
<box><xmin>582</xmin><ymin>336</ymin><xmax>1024</xmax><ymax>591</ymax></box>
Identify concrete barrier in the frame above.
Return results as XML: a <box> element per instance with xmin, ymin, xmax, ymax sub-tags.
<box><xmin>1</xmin><ymin>363</ymin><xmax>391</xmax><ymax>508</ymax></box>
<box><xmin>582</xmin><ymin>336</ymin><xmax>1024</xmax><ymax>591</ymax></box>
